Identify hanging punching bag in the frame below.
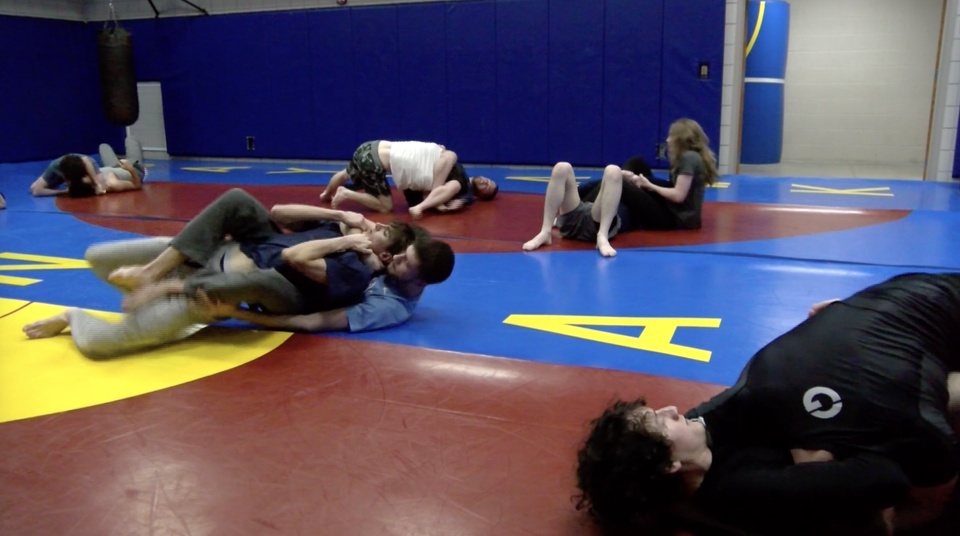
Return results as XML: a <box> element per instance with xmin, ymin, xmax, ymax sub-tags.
<box><xmin>97</xmin><ymin>24</ymin><xmax>139</xmax><ymax>126</ymax></box>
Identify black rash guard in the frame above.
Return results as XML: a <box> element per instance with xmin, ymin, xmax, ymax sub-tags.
<box><xmin>687</xmin><ymin>273</ymin><xmax>960</xmax><ymax>530</ymax></box>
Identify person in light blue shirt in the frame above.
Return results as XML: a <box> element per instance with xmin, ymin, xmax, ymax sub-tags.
<box><xmin>197</xmin><ymin>232</ymin><xmax>454</xmax><ymax>333</ymax></box>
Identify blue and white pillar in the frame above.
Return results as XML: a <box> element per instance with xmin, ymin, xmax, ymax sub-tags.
<box><xmin>741</xmin><ymin>1</ymin><xmax>790</xmax><ymax>165</ymax></box>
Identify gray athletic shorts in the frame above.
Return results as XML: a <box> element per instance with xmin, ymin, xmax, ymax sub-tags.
<box><xmin>557</xmin><ymin>201</ymin><xmax>621</xmax><ymax>242</ymax></box>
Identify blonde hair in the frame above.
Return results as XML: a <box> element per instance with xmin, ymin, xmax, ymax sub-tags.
<box><xmin>667</xmin><ymin>119</ymin><xmax>719</xmax><ymax>185</ymax></box>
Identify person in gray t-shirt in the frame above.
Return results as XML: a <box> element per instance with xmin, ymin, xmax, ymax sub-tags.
<box><xmin>522</xmin><ymin>118</ymin><xmax>720</xmax><ymax>258</ymax></box>
<box><xmin>624</xmin><ymin>118</ymin><xmax>720</xmax><ymax>231</ymax></box>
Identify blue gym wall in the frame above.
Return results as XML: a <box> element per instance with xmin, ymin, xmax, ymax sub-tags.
<box><xmin>0</xmin><ymin>0</ymin><xmax>725</xmax><ymax>168</ymax></box>
<box><xmin>0</xmin><ymin>15</ymin><xmax>124</xmax><ymax>163</ymax></box>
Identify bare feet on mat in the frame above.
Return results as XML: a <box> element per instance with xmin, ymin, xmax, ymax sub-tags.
<box><xmin>596</xmin><ymin>237</ymin><xmax>617</xmax><ymax>258</ymax></box>
<box><xmin>318</xmin><ymin>189</ymin><xmax>332</xmax><ymax>203</ymax></box>
<box><xmin>108</xmin><ymin>265</ymin><xmax>151</xmax><ymax>291</ymax></box>
<box><xmin>23</xmin><ymin>310</ymin><xmax>73</xmax><ymax>339</ymax></box>
<box><xmin>331</xmin><ymin>188</ymin><xmax>349</xmax><ymax>210</ymax></box>
<box><xmin>409</xmin><ymin>206</ymin><xmax>424</xmax><ymax>220</ymax></box>
<box><xmin>522</xmin><ymin>231</ymin><xmax>552</xmax><ymax>252</ymax></box>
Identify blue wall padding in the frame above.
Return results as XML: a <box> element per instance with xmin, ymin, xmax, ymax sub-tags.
<box><xmin>548</xmin><ymin>0</ymin><xmax>605</xmax><ymax>165</ymax></box>
<box><xmin>744</xmin><ymin>1</ymin><xmax>790</xmax><ymax>79</ymax></box>
<box><xmin>256</xmin><ymin>13</ymin><xmax>316</xmax><ymax>158</ymax></box>
<box><xmin>351</xmin><ymin>6</ymin><xmax>403</xmax><ymax>145</ymax></box>
<box><xmin>3</xmin><ymin>2</ymin><xmax>726</xmax><ymax>167</ymax></box>
<box><xmin>446</xmin><ymin>1</ymin><xmax>499</xmax><ymax>163</ymax></box>
<box><xmin>661</xmin><ymin>0</ymin><xmax>726</xmax><ymax>163</ymax></box>
<box><xmin>495</xmin><ymin>0</ymin><xmax>551</xmax><ymax>165</ymax></box>
<box><xmin>308</xmin><ymin>9</ymin><xmax>357</xmax><ymax>159</ymax></box>
<box><xmin>398</xmin><ymin>3</ymin><xmax>448</xmax><ymax>145</ymax></box>
<box><xmin>0</xmin><ymin>15</ymin><xmax>123</xmax><ymax>163</ymax></box>
<box><xmin>602</xmin><ymin>0</ymin><xmax>665</xmax><ymax>166</ymax></box>
<box><xmin>741</xmin><ymin>0</ymin><xmax>790</xmax><ymax>165</ymax></box>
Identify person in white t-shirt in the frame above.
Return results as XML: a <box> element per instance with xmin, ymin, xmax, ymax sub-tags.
<box><xmin>320</xmin><ymin>140</ymin><xmax>498</xmax><ymax>218</ymax></box>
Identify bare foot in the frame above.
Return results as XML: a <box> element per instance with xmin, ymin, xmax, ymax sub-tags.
<box><xmin>596</xmin><ymin>237</ymin><xmax>617</xmax><ymax>257</ymax></box>
<box><xmin>108</xmin><ymin>265</ymin><xmax>152</xmax><ymax>290</ymax></box>
<box><xmin>331</xmin><ymin>188</ymin><xmax>350</xmax><ymax>210</ymax></box>
<box><xmin>23</xmin><ymin>310</ymin><xmax>73</xmax><ymax>339</ymax></box>
<box><xmin>409</xmin><ymin>206</ymin><xmax>424</xmax><ymax>220</ymax></box>
<box><xmin>522</xmin><ymin>231</ymin><xmax>552</xmax><ymax>252</ymax></box>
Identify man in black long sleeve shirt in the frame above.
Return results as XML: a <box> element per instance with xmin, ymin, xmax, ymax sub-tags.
<box><xmin>575</xmin><ymin>272</ymin><xmax>960</xmax><ymax>535</ymax></box>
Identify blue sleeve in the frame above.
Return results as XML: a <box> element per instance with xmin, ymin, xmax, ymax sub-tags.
<box><xmin>346</xmin><ymin>294</ymin><xmax>414</xmax><ymax>332</ymax></box>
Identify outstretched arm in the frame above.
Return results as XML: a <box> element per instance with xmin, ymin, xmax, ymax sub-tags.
<box><xmin>196</xmin><ymin>291</ymin><xmax>349</xmax><ymax>332</ymax></box>
<box><xmin>626</xmin><ymin>169</ymin><xmax>693</xmax><ymax>204</ymax></box>
<box><xmin>270</xmin><ymin>204</ymin><xmax>375</xmax><ymax>232</ymax></box>
<box><xmin>30</xmin><ymin>176</ymin><xmax>66</xmax><ymax>196</ymax></box>
<box><xmin>706</xmin><ymin>449</ymin><xmax>911</xmax><ymax>519</ymax></box>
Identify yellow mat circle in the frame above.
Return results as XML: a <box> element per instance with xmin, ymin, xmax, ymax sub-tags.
<box><xmin>0</xmin><ymin>298</ymin><xmax>292</xmax><ymax>424</ymax></box>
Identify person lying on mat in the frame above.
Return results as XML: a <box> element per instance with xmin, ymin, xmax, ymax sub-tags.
<box><xmin>191</xmin><ymin>229</ymin><xmax>454</xmax><ymax>334</ymax></box>
<box><xmin>21</xmin><ymin>189</ymin><xmax>449</xmax><ymax>357</ymax></box>
<box><xmin>319</xmin><ymin>140</ymin><xmax>498</xmax><ymax>218</ymax></box>
<box><xmin>574</xmin><ymin>272</ymin><xmax>960</xmax><ymax>536</ymax></box>
<box><xmin>521</xmin><ymin>118</ymin><xmax>718</xmax><ymax>258</ymax></box>
<box><xmin>29</xmin><ymin>135</ymin><xmax>146</xmax><ymax>197</ymax></box>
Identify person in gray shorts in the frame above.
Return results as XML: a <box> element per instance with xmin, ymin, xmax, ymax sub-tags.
<box><xmin>98</xmin><ymin>135</ymin><xmax>147</xmax><ymax>187</ymax></box>
<box><xmin>29</xmin><ymin>135</ymin><xmax>146</xmax><ymax>197</ymax></box>
<box><xmin>21</xmin><ymin>189</ymin><xmax>413</xmax><ymax>358</ymax></box>
<box><xmin>522</xmin><ymin>162</ymin><xmax>631</xmax><ymax>258</ymax></box>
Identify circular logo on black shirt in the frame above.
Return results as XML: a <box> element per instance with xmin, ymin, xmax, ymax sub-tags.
<box><xmin>803</xmin><ymin>387</ymin><xmax>842</xmax><ymax>419</ymax></box>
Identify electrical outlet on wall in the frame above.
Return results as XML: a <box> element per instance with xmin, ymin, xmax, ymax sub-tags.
<box><xmin>246</xmin><ymin>136</ymin><xmax>255</xmax><ymax>151</ymax></box>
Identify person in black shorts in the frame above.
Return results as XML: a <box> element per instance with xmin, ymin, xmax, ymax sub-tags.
<box><xmin>320</xmin><ymin>140</ymin><xmax>498</xmax><ymax>217</ymax></box>
<box><xmin>401</xmin><ymin>162</ymin><xmax>498</xmax><ymax>219</ymax></box>
<box><xmin>521</xmin><ymin>118</ymin><xmax>719</xmax><ymax>258</ymax></box>
<box><xmin>574</xmin><ymin>272</ymin><xmax>960</xmax><ymax>535</ymax></box>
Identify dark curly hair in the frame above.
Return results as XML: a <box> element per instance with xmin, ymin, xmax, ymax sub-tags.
<box><xmin>412</xmin><ymin>237</ymin><xmax>454</xmax><ymax>284</ymax></box>
<box><xmin>574</xmin><ymin>397</ymin><xmax>686</xmax><ymax>530</ymax></box>
<box><xmin>60</xmin><ymin>155</ymin><xmax>97</xmax><ymax>198</ymax></box>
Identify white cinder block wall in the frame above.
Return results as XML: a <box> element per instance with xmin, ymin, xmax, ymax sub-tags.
<box><xmin>0</xmin><ymin>0</ymin><xmax>84</xmax><ymax>20</ymax></box>
<box><xmin>932</xmin><ymin>0</ymin><xmax>960</xmax><ymax>181</ymax></box>
<box><xmin>81</xmin><ymin>0</ymin><xmax>459</xmax><ymax>21</ymax></box>
<box><xmin>781</xmin><ymin>0</ymin><xmax>943</xmax><ymax>165</ymax></box>
<box><xmin>719</xmin><ymin>0</ymin><xmax>746</xmax><ymax>175</ymax></box>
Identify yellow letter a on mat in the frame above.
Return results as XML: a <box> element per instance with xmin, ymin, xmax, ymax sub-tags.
<box><xmin>503</xmin><ymin>314</ymin><xmax>721</xmax><ymax>362</ymax></box>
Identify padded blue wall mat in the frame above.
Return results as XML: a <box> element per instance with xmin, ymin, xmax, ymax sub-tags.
<box><xmin>0</xmin><ymin>16</ymin><xmax>123</xmax><ymax>162</ymax></box>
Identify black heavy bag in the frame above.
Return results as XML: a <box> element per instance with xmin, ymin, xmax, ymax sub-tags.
<box><xmin>97</xmin><ymin>26</ymin><xmax>139</xmax><ymax>126</ymax></box>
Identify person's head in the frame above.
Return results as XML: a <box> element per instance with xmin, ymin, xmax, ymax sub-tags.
<box><xmin>364</xmin><ymin>221</ymin><xmax>416</xmax><ymax>264</ymax></box>
<box><xmin>386</xmin><ymin>232</ymin><xmax>455</xmax><ymax>288</ymax></box>
<box><xmin>665</xmin><ymin>118</ymin><xmax>719</xmax><ymax>185</ymax></box>
<box><xmin>470</xmin><ymin>176</ymin><xmax>498</xmax><ymax>201</ymax></box>
<box><xmin>58</xmin><ymin>155</ymin><xmax>97</xmax><ymax>197</ymax></box>
<box><xmin>575</xmin><ymin>397</ymin><xmax>708</xmax><ymax>529</ymax></box>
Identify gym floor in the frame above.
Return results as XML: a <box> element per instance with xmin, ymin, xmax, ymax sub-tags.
<box><xmin>2</xmin><ymin>159</ymin><xmax>959</xmax><ymax>535</ymax></box>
